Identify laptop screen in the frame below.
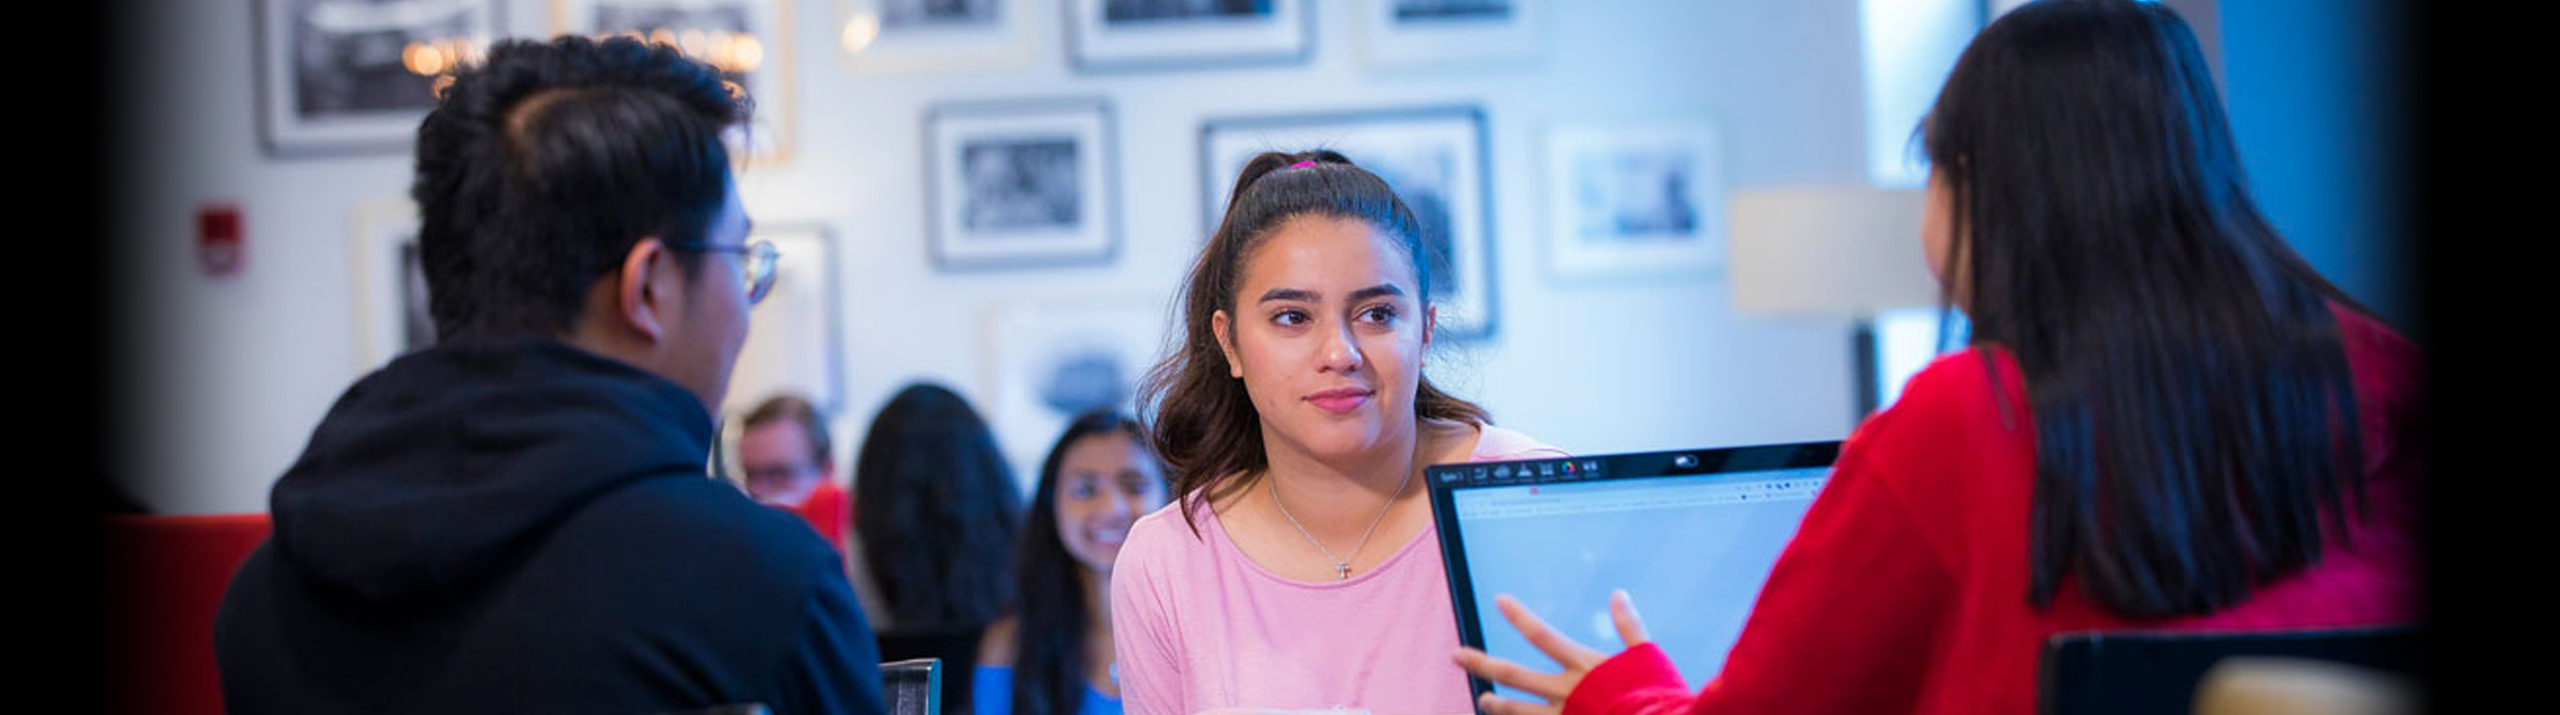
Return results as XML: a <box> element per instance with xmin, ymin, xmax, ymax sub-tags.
<box><xmin>1428</xmin><ymin>443</ymin><xmax>1839</xmax><ymax>701</ymax></box>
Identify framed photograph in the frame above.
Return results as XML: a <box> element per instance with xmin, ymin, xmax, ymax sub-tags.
<box><xmin>720</xmin><ymin>223</ymin><xmax>851</xmax><ymax>421</ymax></box>
<box><xmin>257</xmin><ymin>0</ymin><xmax>502</xmax><ymax>156</ymax></box>
<box><xmin>838</xmin><ymin>0</ymin><xmax>1041</xmax><ymax>74</ymax></box>
<box><xmin>925</xmin><ymin>99</ymin><xmax>1119</xmax><ymax>270</ymax></box>
<box><xmin>1200</xmin><ymin>107</ymin><xmax>1499</xmax><ymax>340</ymax></box>
<box><xmin>556</xmin><ymin>0</ymin><xmax>795</xmax><ymax>164</ymax></box>
<box><xmin>1356</xmin><ymin>0</ymin><xmax>1545</xmax><ymax>69</ymax></box>
<box><xmin>980</xmin><ymin>298</ymin><xmax>1175</xmax><ymax>493</ymax></box>
<box><xmin>350</xmin><ymin>200</ymin><xmax>433</xmax><ymax>372</ymax></box>
<box><xmin>1544</xmin><ymin>121</ymin><xmax>1727</xmax><ymax>280</ymax></box>
<box><xmin>1066</xmin><ymin>0</ymin><xmax>1311</xmax><ymax>72</ymax></box>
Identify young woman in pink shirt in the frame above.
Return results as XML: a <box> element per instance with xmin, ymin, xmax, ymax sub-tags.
<box><xmin>1110</xmin><ymin>150</ymin><xmax>1565</xmax><ymax>715</ymax></box>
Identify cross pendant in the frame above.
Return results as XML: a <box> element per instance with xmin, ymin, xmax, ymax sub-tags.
<box><xmin>1335</xmin><ymin>562</ymin><xmax>1352</xmax><ymax>580</ymax></box>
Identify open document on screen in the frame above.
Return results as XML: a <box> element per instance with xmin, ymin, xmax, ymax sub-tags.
<box><xmin>1449</xmin><ymin>466</ymin><xmax>1832</xmax><ymax>699</ymax></box>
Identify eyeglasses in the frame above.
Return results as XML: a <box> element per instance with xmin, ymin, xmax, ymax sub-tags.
<box><xmin>668</xmin><ymin>239</ymin><xmax>779</xmax><ymax>305</ymax></box>
<box><xmin>742</xmin><ymin>460</ymin><xmax>818</xmax><ymax>485</ymax></box>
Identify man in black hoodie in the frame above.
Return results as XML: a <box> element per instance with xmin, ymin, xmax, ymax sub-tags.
<box><xmin>212</xmin><ymin>35</ymin><xmax>885</xmax><ymax>715</ymax></box>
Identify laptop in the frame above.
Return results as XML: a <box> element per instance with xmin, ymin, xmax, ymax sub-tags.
<box><xmin>1428</xmin><ymin>442</ymin><xmax>1841</xmax><ymax>702</ymax></box>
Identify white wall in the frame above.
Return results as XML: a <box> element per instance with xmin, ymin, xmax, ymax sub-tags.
<box><xmin>116</xmin><ymin>0</ymin><xmax>1871</xmax><ymax>515</ymax></box>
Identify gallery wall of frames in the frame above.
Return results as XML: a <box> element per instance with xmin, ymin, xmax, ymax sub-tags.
<box><xmin>119</xmin><ymin>0</ymin><xmax>1886</xmax><ymax>514</ymax></box>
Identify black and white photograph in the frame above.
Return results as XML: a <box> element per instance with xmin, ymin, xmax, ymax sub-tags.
<box><xmin>351</xmin><ymin>200</ymin><xmax>432</xmax><ymax>371</ymax></box>
<box><xmin>839</xmin><ymin>0</ymin><xmax>1036</xmax><ymax>73</ymax></box>
<box><xmin>1067</xmin><ymin>0</ymin><xmax>1308</xmax><ymax>71</ymax></box>
<box><xmin>1201</xmin><ymin>107</ymin><xmax>1498</xmax><ymax>340</ymax></box>
<box><xmin>1357</xmin><ymin>0</ymin><xmax>1543</xmax><ymax>68</ymax></box>
<box><xmin>1573</xmin><ymin>153</ymin><xmax>1700</xmax><ymax>240</ymax></box>
<box><xmin>558</xmin><ymin>0</ymin><xmax>792</xmax><ymax>162</ymax></box>
<box><xmin>720</xmin><ymin>224</ymin><xmax>849</xmax><ymax>420</ymax></box>
<box><xmin>1392</xmin><ymin>0</ymin><xmax>1510</xmax><ymax>21</ymax></box>
<box><xmin>963</xmin><ymin>139</ymin><xmax>1082</xmax><ymax>231</ymax></box>
<box><xmin>1106</xmin><ymin>0</ymin><xmax>1268</xmax><ymax>22</ymax></box>
<box><xmin>1544</xmin><ymin>122</ymin><xmax>1727</xmax><ymax>280</ymax></box>
<box><xmin>258</xmin><ymin>0</ymin><xmax>500</xmax><ymax>156</ymax></box>
<box><xmin>982</xmin><ymin>299</ymin><xmax>1173</xmax><ymax>493</ymax></box>
<box><xmin>927</xmin><ymin>100</ymin><xmax>1118</xmax><ymax>270</ymax></box>
<box><xmin>882</xmin><ymin>0</ymin><xmax>1000</xmax><ymax>27</ymax></box>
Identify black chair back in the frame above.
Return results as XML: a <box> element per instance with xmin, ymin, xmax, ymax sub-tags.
<box><xmin>639</xmin><ymin>705</ymin><xmax>768</xmax><ymax>715</ymax></box>
<box><xmin>882</xmin><ymin>657</ymin><xmax>942</xmax><ymax>715</ymax></box>
<box><xmin>2039</xmin><ymin>626</ymin><xmax>2420</xmax><ymax>715</ymax></box>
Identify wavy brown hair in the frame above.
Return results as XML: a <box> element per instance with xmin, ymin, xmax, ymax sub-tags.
<box><xmin>1137</xmin><ymin>149</ymin><xmax>1489</xmax><ymax>535</ymax></box>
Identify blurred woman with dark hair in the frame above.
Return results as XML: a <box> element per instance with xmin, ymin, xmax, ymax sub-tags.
<box><xmin>975</xmin><ymin>410</ymin><xmax>1168</xmax><ymax>715</ymax></box>
<box><xmin>852</xmin><ymin>381</ymin><xmax>1023</xmax><ymax>715</ymax></box>
<box><xmin>1458</xmin><ymin>2</ymin><xmax>2426</xmax><ymax>714</ymax></box>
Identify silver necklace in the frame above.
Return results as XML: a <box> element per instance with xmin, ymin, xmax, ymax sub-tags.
<box><xmin>1269</xmin><ymin>460</ymin><xmax>1416</xmax><ymax>580</ymax></box>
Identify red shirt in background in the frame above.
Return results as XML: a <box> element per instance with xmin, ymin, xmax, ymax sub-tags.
<box><xmin>779</xmin><ymin>481</ymin><xmax>851</xmax><ymax>549</ymax></box>
<box><xmin>1567</xmin><ymin>305</ymin><xmax>2425</xmax><ymax>715</ymax></box>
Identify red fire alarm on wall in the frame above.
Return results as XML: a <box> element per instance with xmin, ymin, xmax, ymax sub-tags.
<box><xmin>199</xmin><ymin>204</ymin><xmax>244</xmax><ymax>277</ymax></box>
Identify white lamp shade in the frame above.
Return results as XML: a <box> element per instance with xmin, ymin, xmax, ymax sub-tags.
<box><xmin>1727</xmin><ymin>186</ymin><xmax>1944</xmax><ymax>317</ymax></box>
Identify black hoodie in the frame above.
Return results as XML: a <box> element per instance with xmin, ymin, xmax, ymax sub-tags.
<box><xmin>214</xmin><ymin>339</ymin><xmax>885</xmax><ymax>715</ymax></box>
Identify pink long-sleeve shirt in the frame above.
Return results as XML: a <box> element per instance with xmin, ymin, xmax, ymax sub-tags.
<box><xmin>1110</xmin><ymin>425</ymin><xmax>1566</xmax><ymax>715</ymax></box>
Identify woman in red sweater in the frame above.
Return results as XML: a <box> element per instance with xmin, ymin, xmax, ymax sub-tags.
<box><xmin>1453</xmin><ymin>1</ymin><xmax>2425</xmax><ymax>714</ymax></box>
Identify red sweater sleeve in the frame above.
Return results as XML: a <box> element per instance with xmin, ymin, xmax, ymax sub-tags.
<box><xmin>1565</xmin><ymin>363</ymin><xmax>1974</xmax><ymax>715</ymax></box>
<box><xmin>1564</xmin><ymin>643</ymin><xmax>1696</xmax><ymax>715</ymax></box>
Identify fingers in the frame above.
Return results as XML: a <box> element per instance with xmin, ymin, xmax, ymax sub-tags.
<box><xmin>1476</xmin><ymin>691</ymin><xmax>1563</xmax><ymax>715</ymax></box>
<box><xmin>1495</xmin><ymin>595</ymin><xmax>1603</xmax><ymax>668</ymax></box>
<box><xmin>1452</xmin><ymin>647</ymin><xmax>1568</xmax><ymax>701</ymax></box>
<box><xmin>1610</xmin><ymin>589</ymin><xmax>1652</xmax><ymax>648</ymax></box>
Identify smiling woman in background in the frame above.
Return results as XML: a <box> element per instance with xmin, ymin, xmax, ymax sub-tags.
<box><xmin>976</xmin><ymin>410</ymin><xmax>1169</xmax><ymax>715</ymax></box>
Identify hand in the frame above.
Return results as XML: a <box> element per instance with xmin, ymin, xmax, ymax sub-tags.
<box><xmin>1451</xmin><ymin>590</ymin><xmax>1652</xmax><ymax>715</ymax></box>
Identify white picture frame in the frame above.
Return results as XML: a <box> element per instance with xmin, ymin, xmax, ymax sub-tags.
<box><xmin>1356</xmin><ymin>0</ymin><xmax>1546</xmax><ymax>69</ymax></box>
<box><xmin>926</xmin><ymin>98</ymin><xmax>1119</xmax><ymax>271</ymax></box>
<box><xmin>258</xmin><ymin>0</ymin><xmax>501</xmax><ymax>157</ymax></box>
<box><xmin>836</xmin><ymin>0</ymin><xmax>1042</xmax><ymax>74</ymax></box>
<box><xmin>1200</xmin><ymin>107</ymin><xmax>1500</xmax><ymax>341</ymax></box>
<box><xmin>350</xmin><ymin>199</ymin><xmax>432</xmax><ymax>373</ymax></box>
<box><xmin>1066</xmin><ymin>0</ymin><xmax>1311</xmax><ymax>72</ymax></box>
<box><xmin>555</xmin><ymin>0</ymin><xmax>796</xmax><ymax>164</ymax></box>
<box><xmin>980</xmin><ymin>297</ymin><xmax>1175</xmax><ymax>495</ymax></box>
<box><xmin>1544</xmin><ymin>120</ymin><xmax>1728</xmax><ymax>281</ymax></box>
<box><xmin>721</xmin><ymin>223</ymin><xmax>851</xmax><ymax>421</ymax></box>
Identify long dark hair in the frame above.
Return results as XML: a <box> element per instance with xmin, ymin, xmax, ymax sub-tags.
<box><xmin>1922</xmin><ymin>0</ymin><xmax>2371</xmax><ymax>618</ymax></box>
<box><xmin>852</xmin><ymin>382</ymin><xmax>1022</xmax><ymax>632</ymax></box>
<box><xmin>1008</xmin><ymin>410</ymin><xmax>1157</xmax><ymax>715</ymax></box>
<box><xmin>1137</xmin><ymin>150</ymin><xmax>1490</xmax><ymax>534</ymax></box>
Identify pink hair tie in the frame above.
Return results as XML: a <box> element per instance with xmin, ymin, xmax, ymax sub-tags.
<box><xmin>1289</xmin><ymin>160</ymin><xmax>1318</xmax><ymax>168</ymax></box>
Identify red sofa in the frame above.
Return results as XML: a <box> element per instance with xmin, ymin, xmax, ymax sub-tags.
<box><xmin>102</xmin><ymin>514</ymin><xmax>273</xmax><ymax>715</ymax></box>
